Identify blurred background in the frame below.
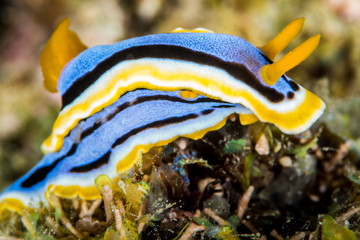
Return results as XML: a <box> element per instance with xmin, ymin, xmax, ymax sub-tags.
<box><xmin>0</xmin><ymin>0</ymin><xmax>359</xmax><ymax>191</ymax></box>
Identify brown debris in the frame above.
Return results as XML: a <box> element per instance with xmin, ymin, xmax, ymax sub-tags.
<box><xmin>45</xmin><ymin>216</ymin><xmax>61</xmax><ymax>236</ymax></box>
<box><xmin>102</xmin><ymin>184</ymin><xmax>114</xmax><ymax>224</ymax></box>
<box><xmin>75</xmin><ymin>216</ymin><xmax>108</xmax><ymax>235</ymax></box>
<box><xmin>325</xmin><ymin>141</ymin><xmax>351</xmax><ymax>172</ymax></box>
<box><xmin>237</xmin><ymin>185</ymin><xmax>254</xmax><ymax>220</ymax></box>
<box><xmin>240</xmin><ymin>220</ymin><xmax>257</xmax><ymax>233</ymax></box>
<box><xmin>289</xmin><ymin>232</ymin><xmax>307</xmax><ymax>240</ymax></box>
<box><xmin>79</xmin><ymin>199</ymin><xmax>89</xmax><ymax>218</ymax></box>
<box><xmin>336</xmin><ymin>206</ymin><xmax>360</xmax><ymax>225</ymax></box>
<box><xmin>178</xmin><ymin>224</ymin><xmax>206</xmax><ymax>240</ymax></box>
<box><xmin>54</xmin><ymin>195</ymin><xmax>83</xmax><ymax>238</ymax></box>
<box><xmin>270</xmin><ymin>229</ymin><xmax>285</xmax><ymax>240</ymax></box>
<box><xmin>255</xmin><ymin>133</ymin><xmax>270</xmax><ymax>155</ymax></box>
<box><xmin>279</xmin><ymin>156</ymin><xmax>293</xmax><ymax>167</ymax></box>
<box><xmin>203</xmin><ymin>208</ymin><xmax>229</xmax><ymax>226</ymax></box>
<box><xmin>87</xmin><ymin>199</ymin><xmax>103</xmax><ymax>217</ymax></box>
<box><xmin>115</xmin><ymin>200</ymin><xmax>126</xmax><ymax>235</ymax></box>
<box><xmin>72</xmin><ymin>198</ymin><xmax>80</xmax><ymax>210</ymax></box>
<box><xmin>179</xmin><ymin>210</ymin><xmax>204</xmax><ymax>240</ymax></box>
<box><xmin>114</xmin><ymin>208</ymin><xmax>123</xmax><ymax>232</ymax></box>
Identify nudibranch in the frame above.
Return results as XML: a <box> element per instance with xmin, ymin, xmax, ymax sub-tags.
<box><xmin>0</xmin><ymin>18</ymin><xmax>325</xmax><ymax>216</ymax></box>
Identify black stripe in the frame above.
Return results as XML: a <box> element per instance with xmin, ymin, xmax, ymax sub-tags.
<box><xmin>21</xmin><ymin>144</ymin><xmax>78</xmax><ymax>188</ymax></box>
<box><xmin>112</xmin><ymin>113</ymin><xmax>200</xmax><ymax>148</ymax></box>
<box><xmin>212</xmin><ymin>105</ymin><xmax>237</xmax><ymax>109</ymax></box>
<box><xmin>80</xmin><ymin>93</ymin><xmax>227</xmax><ymax>140</ymax></box>
<box><xmin>61</xmin><ymin>45</ymin><xmax>285</xmax><ymax>109</ymax></box>
<box><xmin>70</xmin><ymin>151</ymin><xmax>111</xmax><ymax>173</ymax></box>
<box><xmin>287</xmin><ymin>91</ymin><xmax>295</xmax><ymax>99</ymax></box>
<box><xmin>80</xmin><ymin>121</ymin><xmax>102</xmax><ymax>140</ymax></box>
<box><xmin>107</xmin><ymin>94</ymin><xmax>225</xmax><ymax>122</ymax></box>
<box><xmin>201</xmin><ymin>109</ymin><xmax>214</xmax><ymax>115</ymax></box>
<box><xmin>287</xmin><ymin>79</ymin><xmax>300</xmax><ymax>91</ymax></box>
<box><xmin>106</xmin><ymin>102</ymin><xmax>130</xmax><ymax>121</ymax></box>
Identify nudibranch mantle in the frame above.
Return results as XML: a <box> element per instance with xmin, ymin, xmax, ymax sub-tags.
<box><xmin>0</xmin><ymin>18</ymin><xmax>325</xmax><ymax>216</ymax></box>
<box><xmin>43</xmin><ymin>25</ymin><xmax>325</xmax><ymax>154</ymax></box>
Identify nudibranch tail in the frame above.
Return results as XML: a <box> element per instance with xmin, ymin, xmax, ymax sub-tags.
<box><xmin>260</xmin><ymin>18</ymin><xmax>305</xmax><ymax>61</ymax></box>
<box><xmin>40</xmin><ymin>18</ymin><xmax>87</xmax><ymax>93</ymax></box>
<box><xmin>261</xmin><ymin>34</ymin><xmax>321</xmax><ymax>86</ymax></box>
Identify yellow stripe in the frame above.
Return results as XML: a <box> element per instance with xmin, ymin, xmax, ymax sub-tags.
<box><xmin>0</xmin><ymin>198</ymin><xmax>29</xmax><ymax>218</ymax></box>
<box><xmin>46</xmin><ymin>184</ymin><xmax>101</xmax><ymax>201</ymax></box>
<box><xmin>179</xmin><ymin>90</ymin><xmax>199</xmax><ymax>99</ymax></box>
<box><xmin>239</xmin><ymin>113</ymin><xmax>259</xmax><ymax>125</ymax></box>
<box><xmin>42</xmin><ymin>62</ymin><xmax>324</xmax><ymax>153</ymax></box>
<box><xmin>242</xmin><ymin>89</ymin><xmax>324</xmax><ymax>131</ymax></box>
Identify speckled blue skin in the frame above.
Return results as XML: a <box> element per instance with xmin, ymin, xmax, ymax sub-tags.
<box><xmin>59</xmin><ymin>33</ymin><xmax>294</xmax><ymax>97</ymax></box>
<box><xmin>0</xmin><ymin>89</ymin><xmax>247</xmax><ymax>203</ymax></box>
